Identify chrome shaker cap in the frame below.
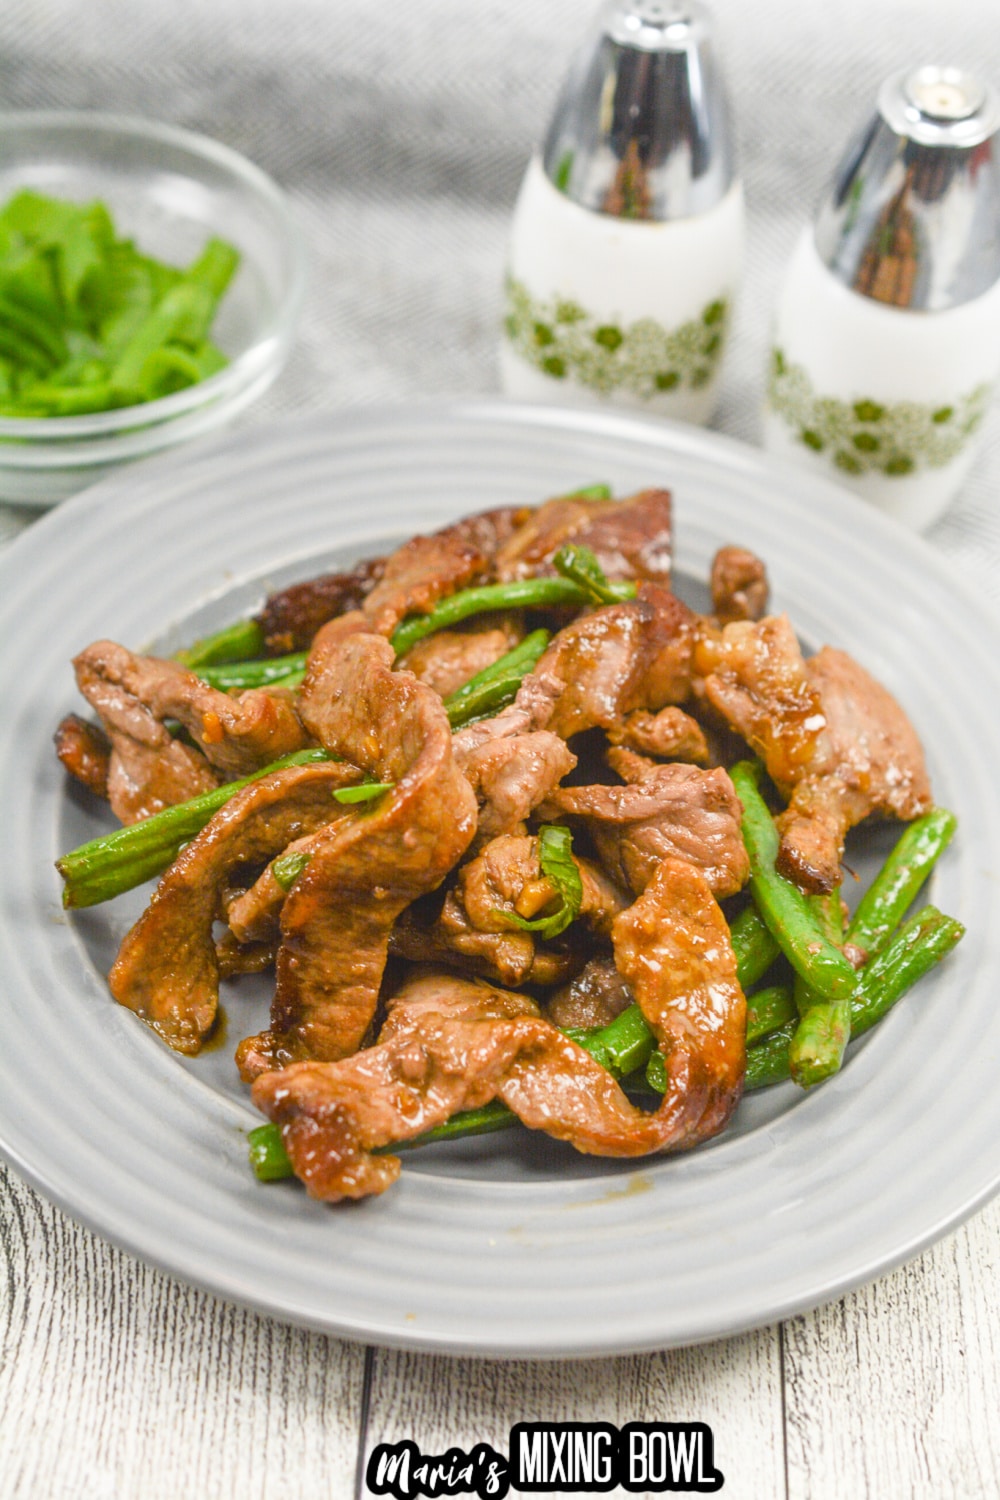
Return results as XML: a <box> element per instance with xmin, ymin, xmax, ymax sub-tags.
<box><xmin>540</xmin><ymin>0</ymin><xmax>736</xmax><ymax>222</ymax></box>
<box><xmin>814</xmin><ymin>65</ymin><xmax>1000</xmax><ymax>311</ymax></box>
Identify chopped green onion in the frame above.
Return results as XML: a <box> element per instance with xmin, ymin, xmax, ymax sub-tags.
<box><xmin>333</xmin><ymin>782</ymin><xmax>394</xmax><ymax>805</ymax></box>
<box><xmin>494</xmin><ymin>824</ymin><xmax>584</xmax><ymax>941</ymax></box>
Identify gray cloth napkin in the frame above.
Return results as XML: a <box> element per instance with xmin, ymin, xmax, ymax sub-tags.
<box><xmin>2</xmin><ymin>0</ymin><xmax>999</xmax><ymax>600</ymax></box>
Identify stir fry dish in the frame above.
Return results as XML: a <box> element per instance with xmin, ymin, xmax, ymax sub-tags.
<box><xmin>54</xmin><ymin>486</ymin><xmax>963</xmax><ymax>1203</ymax></box>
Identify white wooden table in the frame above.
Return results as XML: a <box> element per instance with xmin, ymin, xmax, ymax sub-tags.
<box><xmin>3</xmin><ymin>0</ymin><xmax>1000</xmax><ymax>1494</ymax></box>
<box><xmin>3</xmin><ymin>1160</ymin><xmax>1000</xmax><ymax>1497</ymax></box>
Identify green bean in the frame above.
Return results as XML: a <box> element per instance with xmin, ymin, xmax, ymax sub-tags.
<box><xmin>729</xmin><ymin>902</ymin><xmax>782</xmax><ymax>988</ymax></box>
<box><xmin>745</xmin><ymin>905</ymin><xmax>964</xmax><ymax>1090</ymax></box>
<box><xmin>175</xmin><ymin>618</ymin><xmax>265</xmax><ymax>669</ymax></box>
<box><xmin>56</xmin><ymin>748</ymin><xmax>332</xmax><ymax>908</ymax></box>
<box><xmin>390</xmin><ymin>575</ymin><xmax>637</xmax><ymax>657</ymax></box>
<box><xmin>847</xmin><ymin>807</ymin><xmax>957</xmax><ymax>958</ymax></box>
<box><xmin>196</xmin><ymin>651</ymin><xmax>308</xmax><ymax>691</ymax></box>
<box><xmin>730</xmin><ymin>760</ymin><xmax>858</xmax><ymax>1002</ymax></box>
<box><xmin>746</xmin><ymin>984</ymin><xmax>796</xmax><ymax>1044</ymax></box>
<box><xmin>248</xmin><ymin>997</ymin><xmax>657</xmax><ymax>1182</ymax></box>
<box><xmin>444</xmin><ymin>630</ymin><xmax>550</xmax><ymax>729</ymax></box>
<box><xmin>789</xmin><ymin>888</ymin><xmax>851</xmax><ymax>1089</ymax></box>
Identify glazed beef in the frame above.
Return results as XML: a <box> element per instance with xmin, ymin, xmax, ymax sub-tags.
<box><xmin>237</xmin><ymin>633</ymin><xmax>478</xmax><ymax>1078</ymax></box>
<box><xmin>398</xmin><ymin>618</ymin><xmax>521</xmax><ymax>698</ymax></box>
<box><xmin>545</xmin><ymin>957</ymin><xmax>634</xmax><ymax>1031</ymax></box>
<box><xmin>251</xmin><ymin>859</ymin><xmax>745</xmax><ymax>1203</ymax></box>
<box><xmin>696</xmin><ymin>615</ymin><xmax>931</xmax><ymax>890</ymax></box>
<box><xmin>53</xmin><ymin>714</ymin><xmax>112</xmax><ymax>799</ymax></box>
<box><xmin>108</xmin><ymin>760</ymin><xmax>362</xmax><ymax>1054</ymax></box>
<box><xmin>256</xmin><ymin>555</ymin><xmax>385</xmax><ymax>655</ymax></box>
<box><xmin>607</xmin><ymin>705</ymin><xmax>709</xmax><ymax>763</ymax></box>
<box><xmin>710</xmin><ymin>545</ymin><xmax>769</xmax><ymax>624</ymax></box>
<box><xmin>541</xmin><ymin>758</ymin><xmax>749</xmax><ymax>898</ymax></box>
<box><xmin>75</xmin><ymin>640</ymin><xmax>308</xmax><ymax>783</ymax></box>
<box><xmin>255</xmin><ymin>506</ymin><xmax>531</xmax><ymax>654</ymax></box>
<box><xmin>494</xmin><ymin>488</ymin><xmax>672</xmax><ymax>585</ymax></box>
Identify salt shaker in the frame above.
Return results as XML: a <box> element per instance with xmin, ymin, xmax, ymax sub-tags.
<box><xmin>763</xmin><ymin>65</ymin><xmax>1000</xmax><ymax>529</ymax></box>
<box><xmin>499</xmin><ymin>0</ymin><xmax>743</xmax><ymax>425</ymax></box>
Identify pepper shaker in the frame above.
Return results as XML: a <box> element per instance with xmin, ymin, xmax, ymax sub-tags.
<box><xmin>499</xmin><ymin>0</ymin><xmax>743</xmax><ymax>425</ymax></box>
<box><xmin>763</xmin><ymin>65</ymin><xmax>1000</xmax><ymax>529</ymax></box>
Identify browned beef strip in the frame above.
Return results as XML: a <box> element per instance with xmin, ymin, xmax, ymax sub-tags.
<box><xmin>251</xmin><ymin>860</ymin><xmax>745</xmax><ymax>1202</ymax></box>
<box><xmin>457</xmin><ymin>832</ymin><xmax>628</xmax><ymax>940</ymax></box>
<box><xmin>710</xmin><ymin>545</ymin><xmax>769</xmax><ymax>624</ymax></box>
<box><xmin>523</xmin><ymin>585</ymin><xmax>696</xmax><ymax>741</ymax></box>
<box><xmin>776</xmin><ymin>646</ymin><xmax>932</xmax><ymax>891</ymax></box>
<box><xmin>398</xmin><ymin>617</ymin><xmax>522</xmax><ymax>698</ymax></box>
<box><xmin>75</xmin><ymin>640</ymin><xmax>309</xmax><ymax>781</ymax></box>
<box><xmin>607</xmin><ymin>705</ymin><xmax>709</xmax><ymax>763</ymax></box>
<box><xmin>255</xmin><ymin>555</ymin><xmax>386</xmax><ymax>655</ymax></box>
<box><xmin>696</xmin><ymin>616</ymin><xmax>932</xmax><ymax>891</ymax></box>
<box><xmin>388</xmin><ymin>905</ymin><xmax>580</xmax><ymax>989</ymax></box>
<box><xmin>254</xmin><ymin>507</ymin><xmax>531</xmax><ymax>654</ymax></box>
<box><xmin>494</xmin><ymin>496</ymin><xmax>606</xmax><ymax>581</ymax></box>
<box><xmin>64</xmin><ymin>656</ymin><xmax>219</xmax><ymax>825</ymax></box>
<box><xmin>545</xmin><ymin>957</ymin><xmax>633</xmax><ymax>1030</ymax></box>
<box><xmin>236</xmin><ymin>633</ymin><xmax>478</xmax><ymax>1079</ymax></box>
<box><xmin>541</xmin><ymin>761</ymin><xmax>749</xmax><ymax>898</ymax></box>
<box><xmin>53</xmin><ymin>714</ymin><xmax>111</xmax><ymax>799</ymax></box>
<box><xmin>225</xmin><ymin>828</ymin><xmax>317</xmax><ymax>944</ymax></box>
<box><xmin>494</xmin><ymin>489</ymin><xmax>672</xmax><ymax>585</ymax></box>
<box><xmin>104</xmin><ymin>735</ymin><xmax>221</xmax><ymax>826</ymax></box>
<box><xmin>361</xmin><ymin>530</ymin><xmax>488</xmax><ymax>635</ymax></box>
<box><xmin>454</xmin><ymin>729</ymin><xmax>577</xmax><ymax>846</ymax></box>
<box><xmin>107</xmin><ymin>761</ymin><xmax>362</xmax><ymax>1054</ymax></box>
<box><xmin>569</xmin><ymin>488</ymin><xmax>673</xmax><ymax>586</ymax></box>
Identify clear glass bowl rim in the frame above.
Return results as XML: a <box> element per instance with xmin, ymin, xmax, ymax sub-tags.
<box><xmin>0</xmin><ymin>109</ymin><xmax>307</xmax><ymax>441</ymax></box>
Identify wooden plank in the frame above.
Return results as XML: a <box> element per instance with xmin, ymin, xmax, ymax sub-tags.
<box><xmin>0</xmin><ymin>1165</ymin><xmax>367</xmax><ymax>1500</ymax></box>
<box><xmin>361</xmin><ymin>1330</ymin><xmax>786</xmax><ymax>1499</ymax></box>
<box><xmin>784</xmin><ymin>1197</ymin><xmax>1000</xmax><ymax>1499</ymax></box>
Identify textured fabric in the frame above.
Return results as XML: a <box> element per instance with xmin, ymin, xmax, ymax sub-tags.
<box><xmin>1</xmin><ymin>0</ymin><xmax>999</xmax><ymax>595</ymax></box>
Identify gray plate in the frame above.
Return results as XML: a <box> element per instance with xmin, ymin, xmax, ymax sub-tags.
<box><xmin>1</xmin><ymin>400</ymin><xmax>998</xmax><ymax>1358</ymax></box>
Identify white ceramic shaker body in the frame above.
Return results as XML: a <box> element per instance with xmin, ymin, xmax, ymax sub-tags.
<box><xmin>763</xmin><ymin>231</ymin><xmax>1000</xmax><ymax>529</ymax></box>
<box><xmin>501</xmin><ymin>159</ymin><xmax>744</xmax><ymax>424</ymax></box>
<box><xmin>500</xmin><ymin>0</ymin><xmax>742</xmax><ymax>427</ymax></box>
<box><xmin>763</xmin><ymin>65</ymin><xmax>1000</xmax><ymax>530</ymax></box>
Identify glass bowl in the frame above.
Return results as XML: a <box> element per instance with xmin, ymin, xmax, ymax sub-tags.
<box><xmin>0</xmin><ymin>111</ymin><xmax>307</xmax><ymax>507</ymax></box>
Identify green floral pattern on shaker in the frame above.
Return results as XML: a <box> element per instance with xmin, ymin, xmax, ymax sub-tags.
<box><xmin>767</xmin><ymin>348</ymin><xmax>992</xmax><ymax>476</ymax></box>
<box><xmin>503</xmin><ymin>275</ymin><xmax>729</xmax><ymax>398</ymax></box>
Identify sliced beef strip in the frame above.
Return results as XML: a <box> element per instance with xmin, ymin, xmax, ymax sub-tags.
<box><xmin>776</xmin><ymin>646</ymin><xmax>932</xmax><ymax>891</ymax></box>
<box><xmin>457</xmin><ymin>832</ymin><xmax>629</xmax><ymax>940</ymax></box>
<box><xmin>494</xmin><ymin>488</ymin><xmax>672</xmax><ymax>585</ymax></box>
<box><xmin>254</xmin><ymin>506</ymin><xmax>531</xmax><ymax>654</ymax></box>
<box><xmin>225</xmin><ymin>827</ymin><xmax>317</xmax><ymax>944</ymax></box>
<box><xmin>361</xmin><ymin>530</ymin><xmax>488</xmax><ymax>635</ymax></box>
<box><xmin>54</xmin><ymin>714</ymin><xmax>112</xmax><ymax>799</ymax></box>
<box><xmin>541</xmin><ymin>761</ymin><xmax>749</xmax><ymax>898</ymax></box>
<box><xmin>569</xmin><ymin>488</ymin><xmax>673</xmax><ymax>586</ymax></box>
<box><xmin>524</xmin><ymin>585</ymin><xmax>696</xmax><ymax>741</ymax></box>
<box><xmin>694</xmin><ymin>614</ymin><xmax>825</xmax><ymax>789</ymax></box>
<box><xmin>545</xmin><ymin>956</ymin><xmax>634</xmax><ymax>1030</ymax></box>
<box><xmin>454</xmin><ymin>729</ymin><xmax>577</xmax><ymax>846</ymax></box>
<box><xmin>256</xmin><ymin>555</ymin><xmax>386</xmax><ymax>655</ymax></box>
<box><xmin>710</xmin><ymin>545</ymin><xmax>769</xmax><ymax>625</ymax></box>
<box><xmin>388</xmin><ymin>904</ymin><xmax>580</xmax><ymax>989</ymax></box>
<box><xmin>75</xmin><ymin>640</ymin><xmax>309</xmax><ymax>782</ymax></box>
<box><xmin>696</xmin><ymin>616</ymin><xmax>931</xmax><ymax>891</ymax></box>
<box><xmin>236</xmin><ymin>633</ymin><xmax>478</xmax><ymax>1079</ymax></box>
<box><xmin>251</xmin><ymin>860</ymin><xmax>745</xmax><ymax>1203</ymax></box>
<box><xmin>397</xmin><ymin>617</ymin><xmax>522</xmax><ymax>698</ymax></box>
<box><xmin>107</xmin><ymin>761</ymin><xmax>363</xmax><ymax>1054</ymax></box>
<box><xmin>104</xmin><ymin>734</ymin><xmax>221</xmax><ymax>826</ymax></box>
<box><xmin>607</xmin><ymin>705</ymin><xmax>709</xmax><ymax>764</ymax></box>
